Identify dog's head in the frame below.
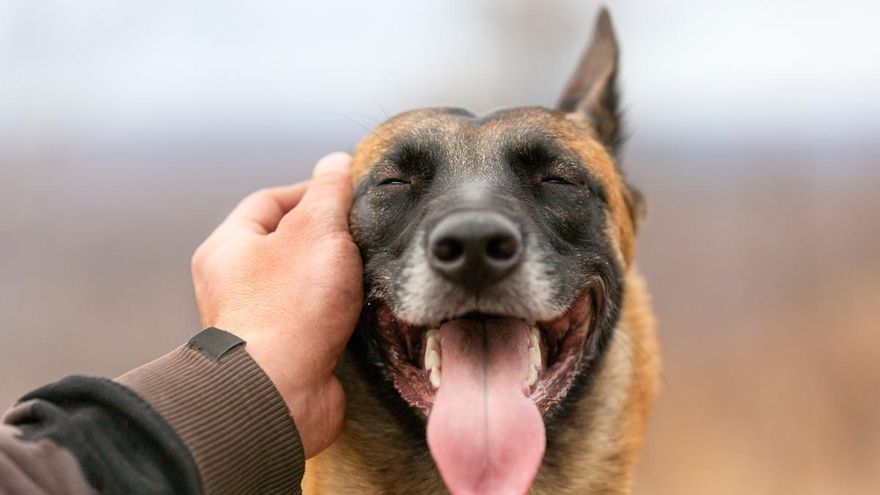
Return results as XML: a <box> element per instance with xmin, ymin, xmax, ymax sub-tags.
<box><xmin>348</xmin><ymin>8</ymin><xmax>643</xmax><ymax>494</ymax></box>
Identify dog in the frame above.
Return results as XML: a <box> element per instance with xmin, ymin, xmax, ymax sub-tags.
<box><xmin>303</xmin><ymin>8</ymin><xmax>659</xmax><ymax>494</ymax></box>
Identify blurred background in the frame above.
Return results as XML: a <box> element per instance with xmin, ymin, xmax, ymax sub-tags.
<box><xmin>1</xmin><ymin>1</ymin><xmax>878</xmax><ymax>493</ymax></box>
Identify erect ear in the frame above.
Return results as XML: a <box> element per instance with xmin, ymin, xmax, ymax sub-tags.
<box><xmin>557</xmin><ymin>7</ymin><xmax>622</xmax><ymax>155</ymax></box>
<box><xmin>623</xmin><ymin>180</ymin><xmax>646</xmax><ymax>232</ymax></box>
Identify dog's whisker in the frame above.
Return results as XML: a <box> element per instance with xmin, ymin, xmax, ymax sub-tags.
<box><xmin>320</xmin><ymin>111</ymin><xmax>375</xmax><ymax>134</ymax></box>
<box><xmin>371</xmin><ymin>96</ymin><xmax>391</xmax><ymax>120</ymax></box>
<box><xmin>349</xmin><ymin>112</ymin><xmax>382</xmax><ymax>126</ymax></box>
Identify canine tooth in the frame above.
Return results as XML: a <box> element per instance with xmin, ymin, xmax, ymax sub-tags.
<box><xmin>425</xmin><ymin>349</ymin><xmax>441</xmax><ymax>370</ymax></box>
<box><xmin>529</xmin><ymin>327</ymin><xmax>540</xmax><ymax>348</ymax></box>
<box><xmin>430</xmin><ymin>366</ymin><xmax>441</xmax><ymax>389</ymax></box>
<box><xmin>528</xmin><ymin>364</ymin><xmax>538</xmax><ymax>386</ymax></box>
<box><xmin>529</xmin><ymin>345</ymin><xmax>542</xmax><ymax>368</ymax></box>
<box><xmin>426</xmin><ymin>329</ymin><xmax>440</xmax><ymax>351</ymax></box>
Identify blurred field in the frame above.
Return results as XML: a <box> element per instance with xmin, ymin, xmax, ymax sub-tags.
<box><xmin>630</xmin><ymin>146</ymin><xmax>880</xmax><ymax>494</ymax></box>
<box><xmin>1</xmin><ymin>1</ymin><xmax>879</xmax><ymax>493</ymax></box>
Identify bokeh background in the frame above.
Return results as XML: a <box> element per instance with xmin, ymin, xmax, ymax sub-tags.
<box><xmin>1</xmin><ymin>1</ymin><xmax>878</xmax><ymax>493</ymax></box>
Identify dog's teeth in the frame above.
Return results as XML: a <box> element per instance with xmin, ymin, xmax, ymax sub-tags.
<box><xmin>529</xmin><ymin>345</ymin><xmax>541</xmax><ymax>368</ymax></box>
<box><xmin>526</xmin><ymin>325</ymin><xmax>541</xmax><ymax>386</ymax></box>
<box><xmin>430</xmin><ymin>366</ymin><xmax>441</xmax><ymax>389</ymax></box>
<box><xmin>425</xmin><ymin>349</ymin><xmax>441</xmax><ymax>370</ymax></box>
<box><xmin>529</xmin><ymin>327</ymin><xmax>540</xmax><ymax>349</ymax></box>
<box><xmin>426</xmin><ymin>329</ymin><xmax>440</xmax><ymax>351</ymax></box>
<box><xmin>425</xmin><ymin>329</ymin><xmax>442</xmax><ymax>389</ymax></box>
<box><xmin>528</xmin><ymin>327</ymin><xmax>542</xmax><ymax>368</ymax></box>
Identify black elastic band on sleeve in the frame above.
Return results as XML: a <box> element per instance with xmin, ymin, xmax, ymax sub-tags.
<box><xmin>186</xmin><ymin>327</ymin><xmax>245</xmax><ymax>361</ymax></box>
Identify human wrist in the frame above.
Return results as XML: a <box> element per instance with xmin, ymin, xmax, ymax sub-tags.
<box><xmin>116</xmin><ymin>328</ymin><xmax>305</xmax><ymax>492</ymax></box>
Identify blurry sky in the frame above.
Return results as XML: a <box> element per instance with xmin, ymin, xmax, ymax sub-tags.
<box><xmin>1</xmin><ymin>2</ymin><xmax>879</xmax><ymax>494</ymax></box>
<box><xmin>2</xmin><ymin>0</ymin><xmax>879</xmax><ymax>156</ymax></box>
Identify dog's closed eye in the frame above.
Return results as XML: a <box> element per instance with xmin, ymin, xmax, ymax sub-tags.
<box><xmin>541</xmin><ymin>175</ymin><xmax>578</xmax><ymax>186</ymax></box>
<box><xmin>378</xmin><ymin>177</ymin><xmax>410</xmax><ymax>186</ymax></box>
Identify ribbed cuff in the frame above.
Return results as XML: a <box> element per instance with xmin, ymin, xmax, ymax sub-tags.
<box><xmin>116</xmin><ymin>328</ymin><xmax>304</xmax><ymax>494</ymax></box>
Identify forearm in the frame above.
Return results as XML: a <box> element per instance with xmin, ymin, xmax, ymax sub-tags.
<box><xmin>1</xmin><ymin>328</ymin><xmax>305</xmax><ymax>494</ymax></box>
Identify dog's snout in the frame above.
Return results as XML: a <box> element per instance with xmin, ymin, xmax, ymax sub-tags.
<box><xmin>427</xmin><ymin>211</ymin><xmax>523</xmax><ymax>292</ymax></box>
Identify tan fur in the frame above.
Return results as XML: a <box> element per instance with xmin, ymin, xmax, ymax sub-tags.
<box><xmin>304</xmin><ymin>108</ymin><xmax>660</xmax><ymax>493</ymax></box>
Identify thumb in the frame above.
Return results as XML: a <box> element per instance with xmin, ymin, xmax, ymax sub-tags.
<box><xmin>311</xmin><ymin>151</ymin><xmax>353</xmax><ymax>178</ymax></box>
<box><xmin>282</xmin><ymin>152</ymin><xmax>354</xmax><ymax>236</ymax></box>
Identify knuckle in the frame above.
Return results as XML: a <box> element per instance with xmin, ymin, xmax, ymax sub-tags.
<box><xmin>242</xmin><ymin>188</ymin><xmax>278</xmax><ymax>212</ymax></box>
<box><xmin>331</xmin><ymin>237</ymin><xmax>360</xmax><ymax>259</ymax></box>
<box><xmin>249</xmin><ymin>187</ymin><xmax>273</xmax><ymax>201</ymax></box>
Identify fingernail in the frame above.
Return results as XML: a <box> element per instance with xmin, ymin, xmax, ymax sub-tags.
<box><xmin>313</xmin><ymin>152</ymin><xmax>353</xmax><ymax>177</ymax></box>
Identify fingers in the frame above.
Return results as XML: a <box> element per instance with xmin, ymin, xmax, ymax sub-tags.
<box><xmin>278</xmin><ymin>152</ymin><xmax>354</xmax><ymax>237</ymax></box>
<box><xmin>221</xmin><ymin>181</ymin><xmax>309</xmax><ymax>236</ymax></box>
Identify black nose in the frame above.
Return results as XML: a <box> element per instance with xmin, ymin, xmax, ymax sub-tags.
<box><xmin>427</xmin><ymin>211</ymin><xmax>523</xmax><ymax>292</ymax></box>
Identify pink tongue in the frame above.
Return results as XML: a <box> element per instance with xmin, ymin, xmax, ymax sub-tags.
<box><xmin>427</xmin><ymin>318</ymin><xmax>546</xmax><ymax>495</ymax></box>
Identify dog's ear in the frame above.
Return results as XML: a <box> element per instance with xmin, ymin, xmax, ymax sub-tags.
<box><xmin>623</xmin><ymin>181</ymin><xmax>646</xmax><ymax>232</ymax></box>
<box><xmin>557</xmin><ymin>7</ymin><xmax>622</xmax><ymax>155</ymax></box>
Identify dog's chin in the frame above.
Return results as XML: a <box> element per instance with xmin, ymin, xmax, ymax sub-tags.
<box><xmin>369</xmin><ymin>289</ymin><xmax>595</xmax><ymax>418</ymax></box>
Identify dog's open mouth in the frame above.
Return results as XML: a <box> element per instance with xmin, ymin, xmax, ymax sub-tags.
<box><xmin>373</xmin><ymin>290</ymin><xmax>593</xmax><ymax>416</ymax></box>
<box><xmin>369</xmin><ymin>290</ymin><xmax>595</xmax><ymax>494</ymax></box>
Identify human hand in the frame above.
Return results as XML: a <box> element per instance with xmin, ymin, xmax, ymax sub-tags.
<box><xmin>190</xmin><ymin>152</ymin><xmax>363</xmax><ymax>458</ymax></box>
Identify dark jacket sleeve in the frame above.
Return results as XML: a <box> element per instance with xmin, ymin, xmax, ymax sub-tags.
<box><xmin>1</xmin><ymin>328</ymin><xmax>305</xmax><ymax>494</ymax></box>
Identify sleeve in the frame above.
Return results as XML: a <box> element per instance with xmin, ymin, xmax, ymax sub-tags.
<box><xmin>1</xmin><ymin>328</ymin><xmax>306</xmax><ymax>495</ymax></box>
